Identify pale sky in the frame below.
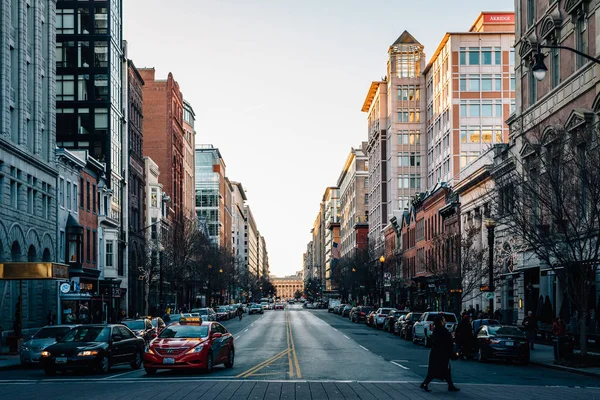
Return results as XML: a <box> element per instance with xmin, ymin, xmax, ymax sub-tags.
<box><xmin>123</xmin><ymin>0</ymin><xmax>514</xmax><ymax>277</ymax></box>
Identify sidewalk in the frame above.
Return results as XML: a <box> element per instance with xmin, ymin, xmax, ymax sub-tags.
<box><xmin>529</xmin><ymin>343</ymin><xmax>600</xmax><ymax>378</ymax></box>
<box><xmin>0</xmin><ymin>345</ymin><xmax>21</xmax><ymax>371</ymax></box>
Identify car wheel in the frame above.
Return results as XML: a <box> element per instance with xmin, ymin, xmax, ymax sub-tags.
<box><xmin>205</xmin><ymin>352</ymin><xmax>213</xmax><ymax>373</ymax></box>
<box><xmin>478</xmin><ymin>348</ymin><xmax>488</xmax><ymax>363</ymax></box>
<box><xmin>99</xmin><ymin>355</ymin><xmax>110</xmax><ymax>374</ymax></box>
<box><xmin>44</xmin><ymin>368</ymin><xmax>56</xmax><ymax>376</ymax></box>
<box><xmin>225</xmin><ymin>348</ymin><xmax>234</xmax><ymax>368</ymax></box>
<box><xmin>130</xmin><ymin>351</ymin><xmax>142</xmax><ymax>370</ymax></box>
<box><xmin>412</xmin><ymin>330</ymin><xmax>418</xmax><ymax>344</ymax></box>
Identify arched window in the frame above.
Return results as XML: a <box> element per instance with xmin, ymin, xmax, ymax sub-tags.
<box><xmin>28</xmin><ymin>245</ymin><xmax>37</xmax><ymax>262</ymax></box>
<box><xmin>42</xmin><ymin>248</ymin><xmax>52</xmax><ymax>262</ymax></box>
<box><xmin>11</xmin><ymin>241</ymin><xmax>22</xmax><ymax>262</ymax></box>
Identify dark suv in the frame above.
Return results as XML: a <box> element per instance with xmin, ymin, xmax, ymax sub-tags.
<box><xmin>350</xmin><ymin>306</ymin><xmax>374</xmax><ymax>323</ymax></box>
<box><xmin>396</xmin><ymin>312</ymin><xmax>422</xmax><ymax>339</ymax></box>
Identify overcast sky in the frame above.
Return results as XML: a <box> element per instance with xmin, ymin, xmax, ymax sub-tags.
<box><xmin>123</xmin><ymin>0</ymin><xmax>514</xmax><ymax>277</ymax></box>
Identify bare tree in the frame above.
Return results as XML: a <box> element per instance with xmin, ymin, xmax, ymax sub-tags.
<box><xmin>493</xmin><ymin>119</ymin><xmax>600</xmax><ymax>355</ymax></box>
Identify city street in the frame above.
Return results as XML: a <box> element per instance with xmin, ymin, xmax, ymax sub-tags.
<box><xmin>1</xmin><ymin>306</ymin><xmax>600</xmax><ymax>399</ymax></box>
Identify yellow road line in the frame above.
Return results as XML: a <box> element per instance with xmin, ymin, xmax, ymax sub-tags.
<box><xmin>286</xmin><ymin>311</ymin><xmax>293</xmax><ymax>378</ymax></box>
<box><xmin>288</xmin><ymin>311</ymin><xmax>302</xmax><ymax>379</ymax></box>
<box><xmin>235</xmin><ymin>348</ymin><xmax>290</xmax><ymax>378</ymax></box>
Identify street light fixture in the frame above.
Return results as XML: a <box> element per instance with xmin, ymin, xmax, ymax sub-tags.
<box><xmin>532</xmin><ymin>43</ymin><xmax>600</xmax><ymax>82</ymax></box>
<box><xmin>484</xmin><ymin>218</ymin><xmax>497</xmax><ymax>316</ymax></box>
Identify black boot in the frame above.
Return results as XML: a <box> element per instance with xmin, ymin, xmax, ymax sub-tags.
<box><xmin>448</xmin><ymin>385</ymin><xmax>460</xmax><ymax>392</ymax></box>
<box><xmin>420</xmin><ymin>383</ymin><xmax>432</xmax><ymax>392</ymax></box>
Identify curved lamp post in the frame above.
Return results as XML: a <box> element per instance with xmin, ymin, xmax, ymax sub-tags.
<box><xmin>379</xmin><ymin>255</ymin><xmax>385</xmax><ymax>307</ymax></box>
<box><xmin>532</xmin><ymin>43</ymin><xmax>600</xmax><ymax>81</ymax></box>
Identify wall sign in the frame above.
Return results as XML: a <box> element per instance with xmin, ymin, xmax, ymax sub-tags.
<box><xmin>60</xmin><ymin>283</ymin><xmax>71</xmax><ymax>294</ymax></box>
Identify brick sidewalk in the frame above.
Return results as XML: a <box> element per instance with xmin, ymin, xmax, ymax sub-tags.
<box><xmin>530</xmin><ymin>343</ymin><xmax>600</xmax><ymax>378</ymax></box>
<box><xmin>3</xmin><ymin>380</ymin><xmax>600</xmax><ymax>400</ymax></box>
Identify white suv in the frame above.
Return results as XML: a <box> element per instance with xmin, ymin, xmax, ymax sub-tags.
<box><xmin>412</xmin><ymin>311</ymin><xmax>458</xmax><ymax>347</ymax></box>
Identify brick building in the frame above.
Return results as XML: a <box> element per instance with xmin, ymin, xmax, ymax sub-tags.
<box><xmin>139</xmin><ymin>68</ymin><xmax>187</xmax><ymax>222</ymax></box>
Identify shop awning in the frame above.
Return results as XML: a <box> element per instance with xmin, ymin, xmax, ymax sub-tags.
<box><xmin>0</xmin><ymin>263</ymin><xmax>69</xmax><ymax>280</ymax></box>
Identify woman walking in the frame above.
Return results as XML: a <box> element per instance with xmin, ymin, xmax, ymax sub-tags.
<box><xmin>420</xmin><ymin>315</ymin><xmax>460</xmax><ymax>392</ymax></box>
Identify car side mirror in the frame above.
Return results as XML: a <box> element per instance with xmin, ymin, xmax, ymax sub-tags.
<box><xmin>211</xmin><ymin>332</ymin><xmax>223</xmax><ymax>339</ymax></box>
<box><xmin>112</xmin><ymin>334</ymin><xmax>122</xmax><ymax>342</ymax></box>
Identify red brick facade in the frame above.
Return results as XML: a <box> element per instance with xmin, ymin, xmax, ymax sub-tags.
<box><xmin>79</xmin><ymin>169</ymin><xmax>99</xmax><ymax>269</ymax></box>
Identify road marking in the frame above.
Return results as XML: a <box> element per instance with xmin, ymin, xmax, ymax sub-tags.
<box><xmin>390</xmin><ymin>361</ymin><xmax>410</xmax><ymax>370</ymax></box>
<box><xmin>101</xmin><ymin>370</ymin><xmax>140</xmax><ymax>380</ymax></box>
<box><xmin>235</xmin><ymin>348</ymin><xmax>290</xmax><ymax>378</ymax></box>
<box><xmin>343</xmin><ymin>335</ymin><xmax>350</xmax><ymax>339</ymax></box>
<box><xmin>235</xmin><ymin>336</ymin><xmax>240</xmax><ymax>340</ymax></box>
<box><xmin>419</xmin><ymin>365</ymin><xmax>429</xmax><ymax>367</ymax></box>
<box><xmin>359</xmin><ymin>345</ymin><xmax>369</xmax><ymax>351</ymax></box>
<box><xmin>244</xmin><ymin>329</ymin><xmax>248</xmax><ymax>332</ymax></box>
<box><xmin>394</xmin><ymin>360</ymin><xmax>409</xmax><ymax>362</ymax></box>
<box><xmin>332</xmin><ymin>328</ymin><xmax>338</xmax><ymax>331</ymax></box>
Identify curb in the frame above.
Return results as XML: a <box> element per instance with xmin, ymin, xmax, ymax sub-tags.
<box><xmin>530</xmin><ymin>360</ymin><xmax>600</xmax><ymax>378</ymax></box>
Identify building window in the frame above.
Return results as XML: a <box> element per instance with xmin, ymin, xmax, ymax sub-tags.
<box><xmin>92</xmin><ymin>184</ymin><xmax>96</xmax><ymax>213</ymax></box>
<box><xmin>66</xmin><ymin>181</ymin><xmax>71</xmax><ymax>210</ymax></box>
<box><xmin>468</xmin><ymin>75</ymin><xmax>480</xmax><ymax>91</ymax></box>
<box><xmin>468</xmin><ymin>48</ymin><xmax>480</xmax><ymax>65</ymax></box>
<box><xmin>59</xmin><ymin>178</ymin><xmax>65</xmax><ymax>208</ymax></box>
<box><xmin>482</xmin><ymin>101</ymin><xmax>493</xmax><ymax>117</ymax></box>
<box><xmin>60</xmin><ymin>231</ymin><xmax>65</xmax><ymax>262</ymax></box>
<box><xmin>459</xmin><ymin>75</ymin><xmax>466</xmax><ymax>91</ymax></box>
<box><xmin>482</xmin><ymin>48</ymin><xmax>492</xmax><ymax>65</ymax></box>
<box><xmin>481</xmin><ymin>75</ymin><xmax>492</xmax><ymax>91</ymax></box>
<box><xmin>469</xmin><ymin>102</ymin><xmax>480</xmax><ymax>117</ymax></box>
<box><xmin>92</xmin><ymin>231</ymin><xmax>97</xmax><ymax>264</ymax></box>
<box><xmin>509</xmin><ymin>49</ymin><xmax>515</xmax><ymax>65</ymax></box>
<box><xmin>86</xmin><ymin>229</ymin><xmax>91</xmax><ymax>263</ymax></box>
<box><xmin>576</xmin><ymin>15</ymin><xmax>587</xmax><ymax>68</ymax></box>
<box><xmin>527</xmin><ymin>0</ymin><xmax>535</xmax><ymax>27</ymax></box>
<box><xmin>459</xmin><ymin>48</ymin><xmax>466</xmax><ymax>65</ymax></box>
<box><xmin>106</xmin><ymin>241</ymin><xmax>113</xmax><ymax>267</ymax></box>
<box><xmin>460</xmin><ymin>102</ymin><xmax>467</xmax><ymax>117</ymax></box>
<box><xmin>79</xmin><ymin>177</ymin><xmax>84</xmax><ymax>207</ymax></box>
<box><xmin>552</xmin><ymin>47</ymin><xmax>560</xmax><ymax>87</ymax></box>
<box><xmin>86</xmin><ymin>181</ymin><xmax>90</xmax><ymax>211</ymax></box>
<box><xmin>56</xmin><ymin>9</ymin><xmax>75</xmax><ymax>34</ymax></box>
<box><xmin>494</xmin><ymin>48</ymin><xmax>502</xmax><ymax>64</ymax></box>
<box><xmin>528</xmin><ymin>71</ymin><xmax>537</xmax><ymax>106</ymax></box>
<box><xmin>56</xmin><ymin>75</ymin><xmax>75</xmax><ymax>101</ymax></box>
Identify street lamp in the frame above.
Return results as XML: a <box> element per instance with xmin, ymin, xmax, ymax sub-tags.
<box><xmin>532</xmin><ymin>43</ymin><xmax>600</xmax><ymax>81</ymax></box>
<box><xmin>484</xmin><ymin>218</ymin><xmax>497</xmax><ymax>316</ymax></box>
<box><xmin>379</xmin><ymin>255</ymin><xmax>385</xmax><ymax>307</ymax></box>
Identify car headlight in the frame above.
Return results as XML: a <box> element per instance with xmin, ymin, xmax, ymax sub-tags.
<box><xmin>186</xmin><ymin>344</ymin><xmax>205</xmax><ymax>354</ymax></box>
<box><xmin>145</xmin><ymin>346</ymin><xmax>154</xmax><ymax>354</ymax></box>
<box><xmin>77</xmin><ymin>350</ymin><xmax>99</xmax><ymax>357</ymax></box>
<box><xmin>41</xmin><ymin>351</ymin><xmax>51</xmax><ymax>357</ymax></box>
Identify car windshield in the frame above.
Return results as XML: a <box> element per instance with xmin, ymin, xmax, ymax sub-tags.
<box><xmin>159</xmin><ymin>324</ymin><xmax>210</xmax><ymax>339</ymax></box>
<box><xmin>121</xmin><ymin>320</ymin><xmax>145</xmax><ymax>330</ymax></box>
<box><xmin>426</xmin><ymin>313</ymin><xmax>456</xmax><ymax>322</ymax></box>
<box><xmin>380</xmin><ymin>309</ymin><xmax>393</xmax><ymax>314</ymax></box>
<box><xmin>34</xmin><ymin>326</ymin><xmax>72</xmax><ymax>339</ymax></box>
<box><xmin>217</xmin><ymin>307</ymin><xmax>229</xmax><ymax>312</ymax></box>
<box><xmin>488</xmin><ymin>326</ymin><xmax>526</xmax><ymax>337</ymax></box>
<box><xmin>411</xmin><ymin>313</ymin><xmax>423</xmax><ymax>320</ymax></box>
<box><xmin>252</xmin><ymin>305</ymin><xmax>261</xmax><ymax>308</ymax></box>
<box><xmin>61</xmin><ymin>326</ymin><xmax>110</xmax><ymax>343</ymax></box>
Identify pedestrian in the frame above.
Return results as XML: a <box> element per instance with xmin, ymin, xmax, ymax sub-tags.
<box><xmin>455</xmin><ymin>313</ymin><xmax>473</xmax><ymax>360</ymax></box>
<box><xmin>420</xmin><ymin>315</ymin><xmax>460</xmax><ymax>392</ymax></box>
<box><xmin>47</xmin><ymin>310</ymin><xmax>56</xmax><ymax>326</ymax></box>
<box><xmin>467</xmin><ymin>305</ymin><xmax>475</xmax><ymax>319</ymax></box>
<box><xmin>522</xmin><ymin>311</ymin><xmax>538</xmax><ymax>350</ymax></box>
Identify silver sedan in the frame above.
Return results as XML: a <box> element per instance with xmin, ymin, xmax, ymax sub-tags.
<box><xmin>20</xmin><ymin>325</ymin><xmax>78</xmax><ymax>365</ymax></box>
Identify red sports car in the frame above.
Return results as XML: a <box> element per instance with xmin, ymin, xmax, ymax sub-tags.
<box><xmin>143</xmin><ymin>317</ymin><xmax>234</xmax><ymax>374</ymax></box>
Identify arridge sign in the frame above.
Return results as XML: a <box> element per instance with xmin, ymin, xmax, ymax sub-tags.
<box><xmin>484</xmin><ymin>14</ymin><xmax>514</xmax><ymax>23</ymax></box>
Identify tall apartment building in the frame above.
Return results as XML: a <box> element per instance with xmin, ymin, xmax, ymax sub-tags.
<box><xmin>182</xmin><ymin>100</ymin><xmax>196</xmax><ymax>219</ymax></box>
<box><xmin>310</xmin><ymin>203</ymin><xmax>326</xmax><ymax>286</ymax></box>
<box><xmin>0</xmin><ymin>0</ymin><xmax>59</xmax><ymax>331</ymax></box>
<box><xmin>229</xmin><ymin>180</ymin><xmax>247</xmax><ymax>267</ymax></box>
<box><xmin>362</xmin><ymin>81</ymin><xmax>387</xmax><ymax>253</ymax></box>
<box><xmin>244</xmin><ymin>205</ymin><xmax>259</xmax><ymax>278</ymax></box>
<box><xmin>194</xmin><ymin>145</ymin><xmax>231</xmax><ymax>248</ymax></box>
<box><xmin>424</xmin><ymin>12</ymin><xmax>515</xmax><ymax>188</ymax></box>
<box><xmin>139</xmin><ymin>68</ymin><xmax>187</xmax><ymax>221</ymax></box>
<box><xmin>258</xmin><ymin>235</ymin><xmax>268</xmax><ymax>279</ymax></box>
<box><xmin>323</xmin><ymin>187</ymin><xmax>340</xmax><ymax>290</ymax></box>
<box><xmin>337</xmin><ymin>143</ymin><xmax>369</xmax><ymax>259</ymax></box>
<box><xmin>55</xmin><ymin>0</ymin><xmax>128</xmax><ymax>305</ymax></box>
<box><xmin>126</xmin><ymin>57</ymin><xmax>145</xmax><ymax>315</ymax></box>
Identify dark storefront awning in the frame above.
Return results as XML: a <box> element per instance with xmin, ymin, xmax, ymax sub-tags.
<box><xmin>0</xmin><ymin>263</ymin><xmax>69</xmax><ymax>280</ymax></box>
<box><xmin>66</xmin><ymin>214</ymin><xmax>84</xmax><ymax>234</ymax></box>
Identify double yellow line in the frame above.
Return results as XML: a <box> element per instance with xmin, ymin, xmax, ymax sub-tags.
<box><xmin>236</xmin><ymin>310</ymin><xmax>302</xmax><ymax>379</ymax></box>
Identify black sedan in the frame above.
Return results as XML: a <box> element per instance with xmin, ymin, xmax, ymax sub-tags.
<box><xmin>396</xmin><ymin>312</ymin><xmax>422</xmax><ymax>339</ymax></box>
<box><xmin>476</xmin><ymin>325</ymin><xmax>530</xmax><ymax>365</ymax></box>
<box><xmin>40</xmin><ymin>324</ymin><xmax>145</xmax><ymax>375</ymax></box>
<box><xmin>384</xmin><ymin>311</ymin><xmax>409</xmax><ymax>333</ymax></box>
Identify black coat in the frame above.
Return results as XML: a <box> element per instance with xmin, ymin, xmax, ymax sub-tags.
<box><xmin>427</xmin><ymin>326</ymin><xmax>454</xmax><ymax>380</ymax></box>
<box><xmin>455</xmin><ymin>318</ymin><xmax>473</xmax><ymax>346</ymax></box>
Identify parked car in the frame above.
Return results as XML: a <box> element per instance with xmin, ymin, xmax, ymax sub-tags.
<box><xmin>366</xmin><ymin>310</ymin><xmax>377</xmax><ymax>327</ymax></box>
<box><xmin>120</xmin><ymin>318</ymin><xmax>157</xmax><ymax>343</ymax></box>
<box><xmin>21</xmin><ymin>325</ymin><xmax>78</xmax><ymax>366</ymax></box>
<box><xmin>336</xmin><ymin>304</ymin><xmax>347</xmax><ymax>315</ymax></box>
<box><xmin>215</xmin><ymin>306</ymin><xmax>230</xmax><ymax>321</ymax></box>
<box><xmin>144</xmin><ymin>317</ymin><xmax>234</xmax><ymax>374</ymax></box>
<box><xmin>373</xmin><ymin>308</ymin><xmax>397</xmax><ymax>329</ymax></box>
<box><xmin>472</xmin><ymin>319</ymin><xmax>501</xmax><ymax>334</ymax></box>
<box><xmin>396</xmin><ymin>312</ymin><xmax>422</xmax><ymax>339</ymax></box>
<box><xmin>413</xmin><ymin>311</ymin><xmax>458</xmax><ymax>347</ymax></box>
<box><xmin>249</xmin><ymin>304</ymin><xmax>264</xmax><ymax>314</ymax></box>
<box><xmin>341</xmin><ymin>305</ymin><xmax>353</xmax><ymax>318</ymax></box>
<box><xmin>475</xmin><ymin>325</ymin><xmax>530</xmax><ymax>365</ymax></box>
<box><xmin>190</xmin><ymin>308</ymin><xmax>217</xmax><ymax>322</ymax></box>
<box><xmin>350</xmin><ymin>306</ymin><xmax>374</xmax><ymax>323</ymax></box>
<box><xmin>40</xmin><ymin>324</ymin><xmax>145</xmax><ymax>375</ymax></box>
<box><xmin>384</xmin><ymin>311</ymin><xmax>409</xmax><ymax>333</ymax></box>
<box><xmin>332</xmin><ymin>304</ymin><xmax>342</xmax><ymax>314</ymax></box>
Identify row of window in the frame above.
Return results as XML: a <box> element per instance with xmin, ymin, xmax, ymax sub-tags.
<box><xmin>57</xmin><ymin>74</ymin><xmax>109</xmax><ymax>102</ymax></box>
<box><xmin>398</xmin><ymin>130</ymin><xmax>421</xmax><ymax>145</ymax></box>
<box><xmin>57</xmin><ymin>7</ymin><xmax>109</xmax><ymax>35</ymax></box>
<box><xmin>397</xmin><ymin>110</ymin><xmax>421</xmax><ymax>123</ymax></box>
<box><xmin>398</xmin><ymin>152</ymin><xmax>421</xmax><ymax>167</ymax></box>
<box><xmin>459</xmin><ymin>47</ymin><xmax>515</xmax><ymax>66</ymax></box>
<box><xmin>460</xmin><ymin>151</ymin><xmax>482</xmax><ymax>168</ymax></box>
<box><xmin>459</xmin><ymin>100</ymin><xmax>504</xmax><ymax>118</ymax></box>
<box><xmin>460</xmin><ymin>126</ymin><xmax>504</xmax><ymax>144</ymax></box>
<box><xmin>398</xmin><ymin>174</ymin><xmax>422</xmax><ymax>189</ymax></box>
<box><xmin>0</xmin><ymin>167</ymin><xmax>53</xmax><ymax>218</ymax></box>
<box><xmin>459</xmin><ymin>74</ymin><xmax>515</xmax><ymax>92</ymax></box>
<box><xmin>397</xmin><ymin>85</ymin><xmax>421</xmax><ymax>101</ymax></box>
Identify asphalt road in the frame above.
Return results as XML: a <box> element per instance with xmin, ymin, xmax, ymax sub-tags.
<box><xmin>1</xmin><ymin>305</ymin><xmax>599</xmax><ymax>399</ymax></box>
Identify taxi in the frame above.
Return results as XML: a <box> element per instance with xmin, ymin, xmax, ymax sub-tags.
<box><xmin>143</xmin><ymin>317</ymin><xmax>234</xmax><ymax>374</ymax></box>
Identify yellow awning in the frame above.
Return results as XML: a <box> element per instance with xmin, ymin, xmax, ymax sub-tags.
<box><xmin>0</xmin><ymin>263</ymin><xmax>69</xmax><ymax>280</ymax></box>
